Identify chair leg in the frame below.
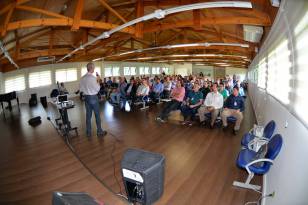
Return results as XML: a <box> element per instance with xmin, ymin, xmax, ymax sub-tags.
<box><xmin>140</xmin><ymin>101</ymin><xmax>149</xmax><ymax>110</ymax></box>
<box><xmin>233</xmin><ymin>173</ymin><xmax>261</xmax><ymax>191</ymax></box>
<box><xmin>157</xmin><ymin>97</ymin><xmax>163</xmax><ymax>104</ymax></box>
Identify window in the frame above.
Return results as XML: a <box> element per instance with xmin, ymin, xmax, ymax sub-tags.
<box><xmin>104</xmin><ymin>67</ymin><xmax>112</xmax><ymax>77</ymax></box>
<box><xmin>162</xmin><ymin>67</ymin><xmax>169</xmax><ymax>74</ymax></box>
<box><xmin>55</xmin><ymin>68</ymin><xmax>77</xmax><ymax>83</ymax></box>
<box><xmin>130</xmin><ymin>67</ymin><xmax>136</xmax><ymax>75</ymax></box>
<box><xmin>113</xmin><ymin>67</ymin><xmax>120</xmax><ymax>76</ymax></box>
<box><xmin>152</xmin><ymin>67</ymin><xmax>160</xmax><ymax>75</ymax></box>
<box><xmin>144</xmin><ymin>67</ymin><xmax>150</xmax><ymax>75</ymax></box>
<box><xmin>81</xmin><ymin>67</ymin><xmax>101</xmax><ymax>76</ymax></box>
<box><xmin>293</xmin><ymin>12</ymin><xmax>308</xmax><ymax>124</ymax></box>
<box><xmin>104</xmin><ymin>66</ymin><xmax>119</xmax><ymax>77</ymax></box>
<box><xmin>29</xmin><ymin>71</ymin><xmax>51</xmax><ymax>88</ymax></box>
<box><xmin>257</xmin><ymin>59</ymin><xmax>266</xmax><ymax>89</ymax></box>
<box><xmin>139</xmin><ymin>67</ymin><xmax>144</xmax><ymax>75</ymax></box>
<box><xmin>5</xmin><ymin>75</ymin><xmax>26</xmax><ymax>93</ymax></box>
<box><xmin>124</xmin><ymin>67</ymin><xmax>136</xmax><ymax>76</ymax></box>
<box><xmin>266</xmin><ymin>39</ymin><xmax>291</xmax><ymax>104</ymax></box>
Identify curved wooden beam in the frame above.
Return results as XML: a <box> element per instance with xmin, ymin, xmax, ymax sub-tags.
<box><xmin>0</xmin><ymin>18</ymin><xmax>135</xmax><ymax>34</ymax></box>
<box><xmin>144</xmin><ymin>17</ymin><xmax>271</xmax><ymax>33</ymax></box>
<box><xmin>15</xmin><ymin>5</ymin><xmax>69</xmax><ymax>19</ymax></box>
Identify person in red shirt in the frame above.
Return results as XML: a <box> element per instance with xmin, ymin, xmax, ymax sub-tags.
<box><xmin>156</xmin><ymin>80</ymin><xmax>185</xmax><ymax>122</ymax></box>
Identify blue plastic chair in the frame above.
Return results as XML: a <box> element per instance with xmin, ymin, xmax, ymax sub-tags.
<box><xmin>241</xmin><ymin>120</ymin><xmax>276</xmax><ymax>147</ymax></box>
<box><xmin>233</xmin><ymin>134</ymin><xmax>283</xmax><ymax>191</ymax></box>
<box><xmin>227</xmin><ymin>116</ymin><xmax>237</xmax><ymax>123</ymax></box>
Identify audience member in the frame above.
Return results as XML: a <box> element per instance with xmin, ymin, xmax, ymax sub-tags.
<box><xmin>110</xmin><ymin>77</ymin><xmax>127</xmax><ymax>104</ymax></box>
<box><xmin>58</xmin><ymin>82</ymin><xmax>68</xmax><ymax>95</ymax></box>
<box><xmin>199</xmin><ymin>81</ymin><xmax>211</xmax><ymax>99</ymax></box>
<box><xmin>163</xmin><ymin>77</ymin><xmax>172</xmax><ymax>99</ymax></box>
<box><xmin>198</xmin><ymin>83</ymin><xmax>223</xmax><ymax>128</ymax></box>
<box><xmin>136</xmin><ymin>79</ymin><xmax>150</xmax><ymax>101</ymax></box>
<box><xmin>221</xmin><ymin>87</ymin><xmax>245</xmax><ymax>135</ymax></box>
<box><xmin>219</xmin><ymin>83</ymin><xmax>229</xmax><ymax>100</ymax></box>
<box><xmin>156</xmin><ymin>80</ymin><xmax>185</xmax><ymax>122</ymax></box>
<box><xmin>149</xmin><ymin>78</ymin><xmax>164</xmax><ymax>102</ymax></box>
<box><xmin>181</xmin><ymin>84</ymin><xmax>203</xmax><ymax>126</ymax></box>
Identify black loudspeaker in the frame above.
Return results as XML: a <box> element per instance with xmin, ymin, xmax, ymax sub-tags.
<box><xmin>40</xmin><ymin>96</ymin><xmax>48</xmax><ymax>108</ymax></box>
<box><xmin>29</xmin><ymin>93</ymin><xmax>38</xmax><ymax>107</ymax></box>
<box><xmin>28</xmin><ymin>116</ymin><xmax>41</xmax><ymax>126</ymax></box>
<box><xmin>121</xmin><ymin>148</ymin><xmax>165</xmax><ymax>205</ymax></box>
<box><xmin>52</xmin><ymin>192</ymin><xmax>100</xmax><ymax>205</ymax></box>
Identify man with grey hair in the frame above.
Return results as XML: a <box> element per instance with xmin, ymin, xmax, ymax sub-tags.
<box><xmin>80</xmin><ymin>62</ymin><xmax>107</xmax><ymax>137</ymax></box>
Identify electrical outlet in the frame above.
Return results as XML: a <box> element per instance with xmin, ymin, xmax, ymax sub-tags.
<box><xmin>269</xmin><ymin>191</ymin><xmax>275</xmax><ymax>198</ymax></box>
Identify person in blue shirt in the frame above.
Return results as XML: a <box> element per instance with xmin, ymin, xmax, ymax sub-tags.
<box><xmin>221</xmin><ymin>86</ymin><xmax>245</xmax><ymax>135</ymax></box>
<box><xmin>149</xmin><ymin>78</ymin><xmax>164</xmax><ymax>103</ymax></box>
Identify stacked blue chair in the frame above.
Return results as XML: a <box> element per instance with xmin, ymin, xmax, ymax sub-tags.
<box><xmin>233</xmin><ymin>134</ymin><xmax>283</xmax><ymax>191</ymax></box>
<box><xmin>241</xmin><ymin>120</ymin><xmax>276</xmax><ymax>147</ymax></box>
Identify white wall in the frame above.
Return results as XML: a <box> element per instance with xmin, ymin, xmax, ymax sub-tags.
<box><xmin>173</xmin><ymin>63</ymin><xmax>192</xmax><ymax>76</ymax></box>
<box><xmin>0</xmin><ymin>72</ymin><xmax>3</xmax><ymax>93</ymax></box>
<box><xmin>225</xmin><ymin>67</ymin><xmax>247</xmax><ymax>81</ymax></box>
<box><xmin>192</xmin><ymin>65</ymin><xmax>214</xmax><ymax>77</ymax></box>
<box><xmin>248</xmin><ymin>1</ymin><xmax>308</xmax><ymax>204</ymax></box>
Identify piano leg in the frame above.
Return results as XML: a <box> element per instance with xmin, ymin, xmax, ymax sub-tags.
<box><xmin>1</xmin><ymin>102</ymin><xmax>5</xmax><ymax>118</ymax></box>
<box><xmin>17</xmin><ymin>97</ymin><xmax>20</xmax><ymax>112</ymax></box>
<box><xmin>7</xmin><ymin>101</ymin><xmax>12</xmax><ymax>111</ymax></box>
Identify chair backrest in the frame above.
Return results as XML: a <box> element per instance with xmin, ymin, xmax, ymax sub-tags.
<box><xmin>263</xmin><ymin>120</ymin><xmax>276</xmax><ymax>139</ymax></box>
<box><xmin>266</xmin><ymin>134</ymin><xmax>283</xmax><ymax>160</ymax></box>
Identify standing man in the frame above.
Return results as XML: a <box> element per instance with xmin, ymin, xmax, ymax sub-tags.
<box><xmin>80</xmin><ymin>62</ymin><xmax>107</xmax><ymax>137</ymax></box>
<box><xmin>198</xmin><ymin>83</ymin><xmax>223</xmax><ymax>128</ymax></box>
<box><xmin>221</xmin><ymin>87</ymin><xmax>245</xmax><ymax>135</ymax></box>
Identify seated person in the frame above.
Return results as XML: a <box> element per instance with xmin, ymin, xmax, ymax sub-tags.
<box><xmin>149</xmin><ymin>78</ymin><xmax>164</xmax><ymax>102</ymax></box>
<box><xmin>110</xmin><ymin>77</ymin><xmax>127</xmax><ymax>104</ymax></box>
<box><xmin>99</xmin><ymin>79</ymin><xmax>108</xmax><ymax>95</ymax></box>
<box><xmin>136</xmin><ymin>79</ymin><xmax>150</xmax><ymax>101</ymax></box>
<box><xmin>156</xmin><ymin>80</ymin><xmax>185</xmax><ymax>122</ymax></box>
<box><xmin>163</xmin><ymin>77</ymin><xmax>172</xmax><ymax>99</ymax></box>
<box><xmin>198</xmin><ymin>83</ymin><xmax>223</xmax><ymax>128</ymax></box>
<box><xmin>221</xmin><ymin>87</ymin><xmax>245</xmax><ymax>135</ymax></box>
<box><xmin>235</xmin><ymin>81</ymin><xmax>245</xmax><ymax>97</ymax></box>
<box><xmin>125</xmin><ymin>79</ymin><xmax>137</xmax><ymax>103</ymax></box>
<box><xmin>106</xmin><ymin>77</ymin><xmax>113</xmax><ymax>87</ymax></box>
<box><xmin>219</xmin><ymin>82</ymin><xmax>229</xmax><ymax>101</ymax></box>
<box><xmin>58</xmin><ymin>82</ymin><xmax>68</xmax><ymax>95</ymax></box>
<box><xmin>181</xmin><ymin>84</ymin><xmax>203</xmax><ymax>126</ymax></box>
<box><xmin>199</xmin><ymin>81</ymin><xmax>211</xmax><ymax>99</ymax></box>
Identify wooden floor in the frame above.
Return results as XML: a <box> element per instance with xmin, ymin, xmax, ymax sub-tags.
<box><xmin>0</xmin><ymin>97</ymin><xmax>261</xmax><ymax>205</ymax></box>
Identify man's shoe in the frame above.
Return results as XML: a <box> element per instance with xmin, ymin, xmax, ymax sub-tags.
<box><xmin>86</xmin><ymin>134</ymin><xmax>92</xmax><ymax>138</ymax></box>
<box><xmin>97</xmin><ymin>131</ymin><xmax>107</xmax><ymax>137</ymax></box>
<box><xmin>222</xmin><ymin>126</ymin><xmax>228</xmax><ymax>131</ymax></box>
<box><xmin>200</xmin><ymin>121</ymin><xmax>206</xmax><ymax>127</ymax></box>
<box><xmin>233</xmin><ymin>129</ymin><xmax>238</xmax><ymax>135</ymax></box>
<box><xmin>156</xmin><ymin>117</ymin><xmax>163</xmax><ymax>122</ymax></box>
<box><xmin>210</xmin><ymin>124</ymin><xmax>214</xmax><ymax>129</ymax></box>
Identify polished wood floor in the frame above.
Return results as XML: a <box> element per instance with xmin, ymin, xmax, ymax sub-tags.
<box><xmin>0</xmin><ymin>97</ymin><xmax>261</xmax><ymax>205</ymax></box>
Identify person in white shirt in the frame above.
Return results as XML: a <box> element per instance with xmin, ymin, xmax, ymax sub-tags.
<box><xmin>80</xmin><ymin>62</ymin><xmax>107</xmax><ymax>137</ymax></box>
<box><xmin>136</xmin><ymin>79</ymin><xmax>150</xmax><ymax>99</ymax></box>
<box><xmin>198</xmin><ymin>83</ymin><xmax>223</xmax><ymax>128</ymax></box>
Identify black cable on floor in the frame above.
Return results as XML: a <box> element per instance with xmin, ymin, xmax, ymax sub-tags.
<box><xmin>47</xmin><ymin>116</ymin><xmax>130</xmax><ymax>204</ymax></box>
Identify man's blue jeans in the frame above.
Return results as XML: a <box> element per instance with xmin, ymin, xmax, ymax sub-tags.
<box><xmin>84</xmin><ymin>95</ymin><xmax>103</xmax><ymax>136</ymax></box>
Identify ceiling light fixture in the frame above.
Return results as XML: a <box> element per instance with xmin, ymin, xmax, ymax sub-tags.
<box><xmin>56</xmin><ymin>1</ymin><xmax>252</xmax><ymax>63</ymax></box>
<box><xmin>104</xmin><ymin>42</ymin><xmax>250</xmax><ymax>59</ymax></box>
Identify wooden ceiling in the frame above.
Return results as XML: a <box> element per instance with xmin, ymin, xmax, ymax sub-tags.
<box><xmin>0</xmin><ymin>0</ymin><xmax>278</xmax><ymax>72</ymax></box>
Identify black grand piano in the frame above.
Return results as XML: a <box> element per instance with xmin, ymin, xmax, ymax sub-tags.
<box><xmin>0</xmin><ymin>91</ymin><xmax>20</xmax><ymax>117</ymax></box>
